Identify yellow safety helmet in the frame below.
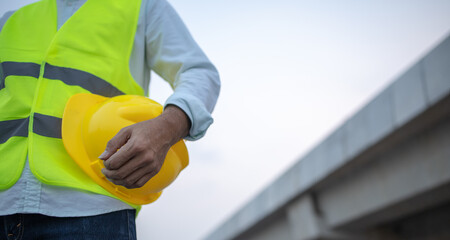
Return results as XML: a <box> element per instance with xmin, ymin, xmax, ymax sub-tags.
<box><xmin>62</xmin><ymin>93</ymin><xmax>189</xmax><ymax>205</ymax></box>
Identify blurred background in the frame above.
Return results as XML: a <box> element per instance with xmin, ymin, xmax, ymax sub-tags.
<box><xmin>1</xmin><ymin>1</ymin><xmax>450</xmax><ymax>239</ymax></box>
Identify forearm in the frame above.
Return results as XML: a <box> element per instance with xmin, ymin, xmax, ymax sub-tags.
<box><xmin>145</xmin><ymin>0</ymin><xmax>220</xmax><ymax>141</ymax></box>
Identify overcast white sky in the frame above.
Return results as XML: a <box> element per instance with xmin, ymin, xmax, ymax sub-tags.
<box><xmin>1</xmin><ymin>1</ymin><xmax>450</xmax><ymax>239</ymax></box>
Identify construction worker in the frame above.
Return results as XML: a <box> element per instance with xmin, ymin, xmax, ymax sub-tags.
<box><xmin>0</xmin><ymin>0</ymin><xmax>220</xmax><ymax>239</ymax></box>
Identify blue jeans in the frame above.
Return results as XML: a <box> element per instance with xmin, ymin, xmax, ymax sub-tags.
<box><xmin>0</xmin><ymin>210</ymin><xmax>136</xmax><ymax>240</ymax></box>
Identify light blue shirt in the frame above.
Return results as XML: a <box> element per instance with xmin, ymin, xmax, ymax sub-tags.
<box><xmin>0</xmin><ymin>0</ymin><xmax>220</xmax><ymax>217</ymax></box>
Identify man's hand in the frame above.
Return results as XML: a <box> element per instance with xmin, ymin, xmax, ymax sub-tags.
<box><xmin>99</xmin><ymin>105</ymin><xmax>190</xmax><ymax>189</ymax></box>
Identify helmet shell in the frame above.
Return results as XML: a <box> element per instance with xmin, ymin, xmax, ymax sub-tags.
<box><xmin>62</xmin><ymin>93</ymin><xmax>189</xmax><ymax>205</ymax></box>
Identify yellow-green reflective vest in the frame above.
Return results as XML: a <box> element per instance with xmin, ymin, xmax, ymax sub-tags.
<box><xmin>0</xmin><ymin>0</ymin><xmax>144</xmax><ymax>209</ymax></box>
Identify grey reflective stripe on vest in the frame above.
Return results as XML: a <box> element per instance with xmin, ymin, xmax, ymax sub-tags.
<box><xmin>1</xmin><ymin>62</ymin><xmax>124</xmax><ymax>97</ymax></box>
<box><xmin>0</xmin><ymin>118</ymin><xmax>29</xmax><ymax>144</ymax></box>
<box><xmin>0</xmin><ymin>114</ymin><xmax>63</xmax><ymax>143</ymax></box>
<box><xmin>44</xmin><ymin>63</ymin><xmax>124</xmax><ymax>97</ymax></box>
<box><xmin>0</xmin><ymin>62</ymin><xmax>41</xmax><ymax>90</ymax></box>
<box><xmin>33</xmin><ymin>113</ymin><xmax>62</xmax><ymax>139</ymax></box>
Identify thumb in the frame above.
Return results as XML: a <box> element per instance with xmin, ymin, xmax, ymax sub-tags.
<box><xmin>99</xmin><ymin>128</ymin><xmax>131</xmax><ymax>160</ymax></box>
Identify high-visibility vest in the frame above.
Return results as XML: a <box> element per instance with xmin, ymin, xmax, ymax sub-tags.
<box><xmin>0</xmin><ymin>0</ymin><xmax>143</xmax><ymax>209</ymax></box>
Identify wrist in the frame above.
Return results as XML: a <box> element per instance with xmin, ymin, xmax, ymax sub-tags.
<box><xmin>160</xmin><ymin>105</ymin><xmax>191</xmax><ymax>143</ymax></box>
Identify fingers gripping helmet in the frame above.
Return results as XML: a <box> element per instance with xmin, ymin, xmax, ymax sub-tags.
<box><xmin>62</xmin><ymin>93</ymin><xmax>189</xmax><ymax>205</ymax></box>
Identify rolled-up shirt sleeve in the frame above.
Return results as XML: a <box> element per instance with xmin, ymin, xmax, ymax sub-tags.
<box><xmin>144</xmin><ymin>0</ymin><xmax>220</xmax><ymax>141</ymax></box>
